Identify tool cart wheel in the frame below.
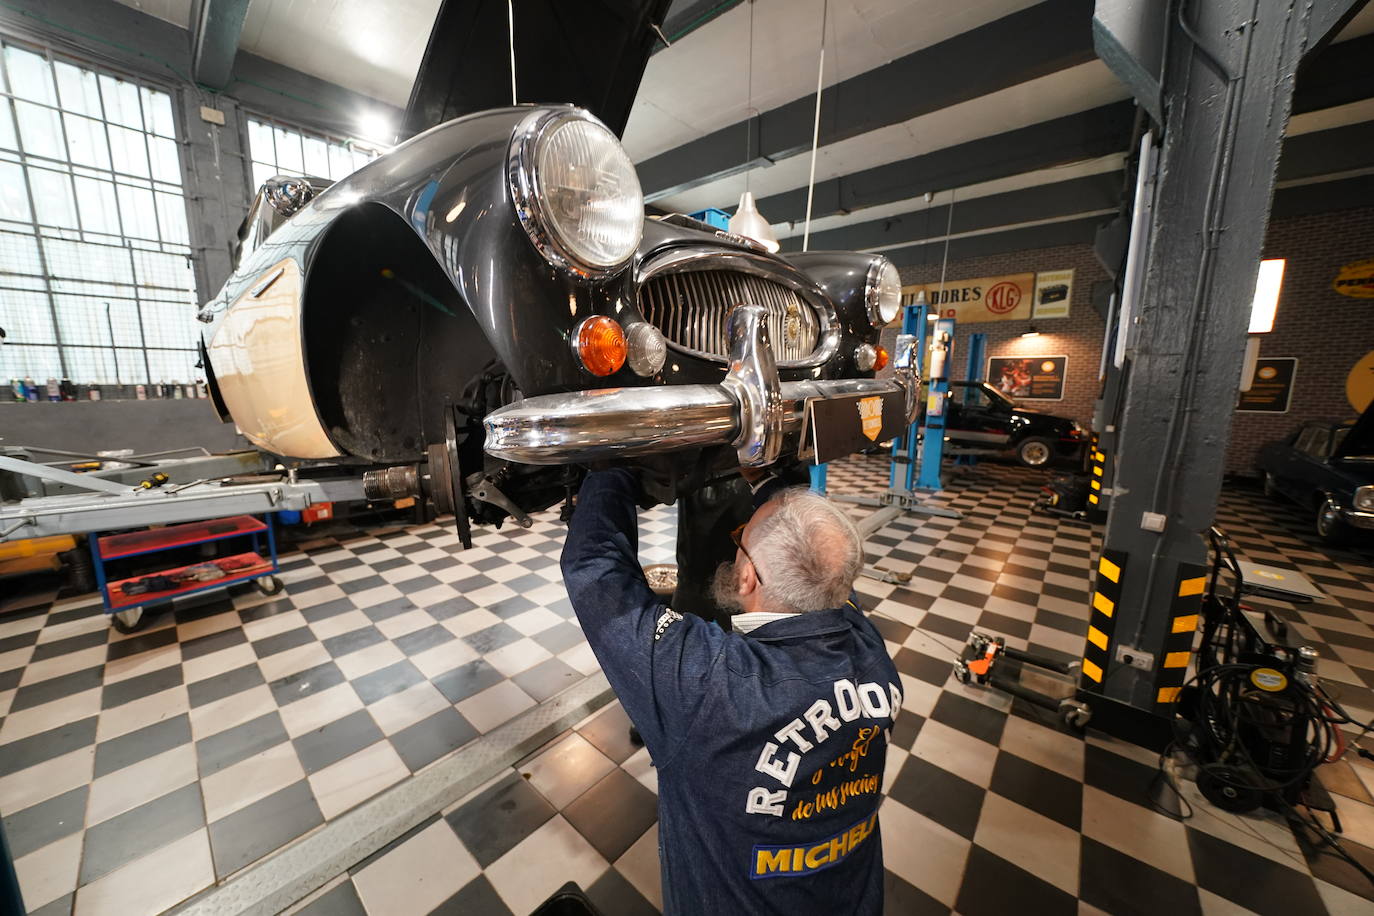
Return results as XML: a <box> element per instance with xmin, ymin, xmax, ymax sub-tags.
<box><xmin>254</xmin><ymin>575</ymin><xmax>284</xmax><ymax>596</ymax></box>
<box><xmin>111</xmin><ymin>607</ymin><xmax>146</xmax><ymax>634</ymax></box>
<box><xmin>1058</xmin><ymin>701</ymin><xmax>1091</xmax><ymax>730</ymax></box>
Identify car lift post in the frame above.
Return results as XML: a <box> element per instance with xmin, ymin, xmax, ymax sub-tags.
<box><xmin>1075</xmin><ymin>0</ymin><xmax>1363</xmax><ymax>747</ymax></box>
<box><xmin>830</xmin><ymin>294</ymin><xmax>960</xmax><ymax>583</ymax></box>
<box><xmin>955</xmin><ymin>333</ymin><xmax>987</xmax><ymax>467</ymax></box>
<box><xmin>915</xmin><ymin>316</ymin><xmax>955</xmax><ymax>491</ymax></box>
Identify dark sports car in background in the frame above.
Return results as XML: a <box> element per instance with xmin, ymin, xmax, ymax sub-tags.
<box><xmin>923</xmin><ymin>381</ymin><xmax>1087</xmax><ymax>467</ymax></box>
<box><xmin>1257</xmin><ymin>408</ymin><xmax>1374</xmax><ymax>543</ymax></box>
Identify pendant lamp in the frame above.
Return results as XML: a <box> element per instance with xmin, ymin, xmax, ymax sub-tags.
<box><xmin>729</xmin><ymin>191</ymin><xmax>780</xmax><ymax>252</ymax></box>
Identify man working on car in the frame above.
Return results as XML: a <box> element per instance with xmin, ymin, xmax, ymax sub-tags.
<box><xmin>562</xmin><ymin>467</ymin><xmax>901</xmax><ymax>915</ymax></box>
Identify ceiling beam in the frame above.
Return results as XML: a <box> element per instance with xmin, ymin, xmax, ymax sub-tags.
<box><xmin>876</xmin><ymin>214</ymin><xmax>1105</xmax><ymax>268</ymax></box>
<box><xmin>778</xmin><ymin>172</ymin><xmax>1125</xmax><ymax>253</ymax></box>
<box><xmin>760</xmin><ymin>101</ymin><xmax>1135</xmax><ymax>229</ymax></box>
<box><xmin>637</xmin><ymin>0</ymin><xmax>1098</xmax><ymax>199</ymax></box>
<box><xmin>1292</xmin><ymin>31</ymin><xmax>1374</xmax><ymax>113</ymax></box>
<box><xmin>190</xmin><ymin>0</ymin><xmax>251</xmax><ymax>89</ymax></box>
<box><xmin>784</xmin><ymin>113</ymin><xmax>1374</xmax><ymax>257</ymax></box>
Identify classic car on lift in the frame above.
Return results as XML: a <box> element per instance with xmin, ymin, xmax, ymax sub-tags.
<box><xmin>197</xmin><ymin>104</ymin><xmax>918</xmax><ymax>542</ymax></box>
<box><xmin>1256</xmin><ymin>408</ymin><xmax>1374</xmax><ymax>544</ymax></box>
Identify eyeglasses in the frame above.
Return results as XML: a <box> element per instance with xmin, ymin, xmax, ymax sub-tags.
<box><xmin>730</xmin><ymin>522</ymin><xmax>764</xmax><ymax>587</ymax></box>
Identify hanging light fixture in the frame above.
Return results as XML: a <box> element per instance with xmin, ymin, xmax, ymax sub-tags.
<box><xmin>730</xmin><ymin>191</ymin><xmax>779</xmax><ymax>252</ymax></box>
<box><xmin>728</xmin><ymin>1</ymin><xmax>780</xmax><ymax>253</ymax></box>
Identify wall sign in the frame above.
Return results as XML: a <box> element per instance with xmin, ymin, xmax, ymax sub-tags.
<box><xmin>1348</xmin><ymin>350</ymin><xmax>1374</xmax><ymax>413</ymax></box>
<box><xmin>1033</xmin><ymin>269</ymin><xmax>1074</xmax><ymax>318</ymax></box>
<box><xmin>1333</xmin><ymin>258</ymin><xmax>1374</xmax><ymax>298</ymax></box>
<box><xmin>988</xmin><ymin>355</ymin><xmax>1068</xmax><ymax>400</ymax></box>
<box><xmin>902</xmin><ymin>273</ymin><xmax>1035</xmax><ymax>324</ymax></box>
<box><xmin>1237</xmin><ymin>357</ymin><xmax>1297</xmax><ymax>413</ymax></box>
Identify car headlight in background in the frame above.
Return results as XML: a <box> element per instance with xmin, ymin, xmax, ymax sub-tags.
<box><xmin>1355</xmin><ymin>485</ymin><xmax>1374</xmax><ymax>511</ymax></box>
<box><xmin>865</xmin><ymin>257</ymin><xmax>902</xmax><ymax>328</ymax></box>
<box><xmin>510</xmin><ymin>109</ymin><xmax>644</xmax><ymax>276</ymax></box>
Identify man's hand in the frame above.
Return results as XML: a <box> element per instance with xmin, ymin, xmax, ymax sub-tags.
<box><xmin>738</xmin><ymin>465</ymin><xmax>771</xmax><ymax>485</ymax></box>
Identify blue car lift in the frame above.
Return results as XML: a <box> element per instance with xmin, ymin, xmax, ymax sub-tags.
<box><xmin>954</xmin><ymin>333</ymin><xmax>987</xmax><ymax>466</ymax></box>
<box><xmin>828</xmin><ymin>295</ymin><xmax>961</xmax><ymax>582</ymax></box>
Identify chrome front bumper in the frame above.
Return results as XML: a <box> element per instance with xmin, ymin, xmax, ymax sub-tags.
<box><xmin>1345</xmin><ymin>508</ymin><xmax>1374</xmax><ymax>530</ymax></box>
<box><xmin>483</xmin><ymin>304</ymin><xmax>919</xmax><ymax>466</ymax></box>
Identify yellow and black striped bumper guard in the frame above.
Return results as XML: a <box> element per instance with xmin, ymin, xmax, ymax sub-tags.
<box><xmin>1080</xmin><ymin>549</ymin><xmax>1127</xmax><ymax>691</ymax></box>
<box><xmin>1154</xmin><ymin>564</ymin><xmax>1207</xmax><ymax>708</ymax></box>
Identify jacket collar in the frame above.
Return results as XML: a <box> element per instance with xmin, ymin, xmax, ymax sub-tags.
<box><xmin>744</xmin><ymin>606</ymin><xmax>854</xmax><ymax>641</ymax></box>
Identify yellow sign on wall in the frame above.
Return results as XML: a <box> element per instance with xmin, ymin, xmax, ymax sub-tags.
<box><xmin>901</xmin><ymin>273</ymin><xmax>1035</xmax><ymax>324</ymax></box>
<box><xmin>1333</xmin><ymin>258</ymin><xmax>1374</xmax><ymax>298</ymax></box>
<box><xmin>1349</xmin><ymin>350</ymin><xmax>1374</xmax><ymax>412</ymax></box>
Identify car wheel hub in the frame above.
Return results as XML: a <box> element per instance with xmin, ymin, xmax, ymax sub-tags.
<box><xmin>1022</xmin><ymin>442</ymin><xmax>1049</xmax><ymax>465</ymax></box>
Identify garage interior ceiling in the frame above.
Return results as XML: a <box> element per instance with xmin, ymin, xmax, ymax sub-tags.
<box><xmin>111</xmin><ymin>0</ymin><xmax>1374</xmax><ymax>261</ymax></box>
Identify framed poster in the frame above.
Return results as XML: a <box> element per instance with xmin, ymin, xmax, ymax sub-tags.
<box><xmin>1237</xmin><ymin>357</ymin><xmax>1297</xmax><ymax>413</ymax></box>
<box><xmin>987</xmin><ymin>355</ymin><xmax>1068</xmax><ymax>400</ymax></box>
<box><xmin>1033</xmin><ymin>269</ymin><xmax>1074</xmax><ymax>318</ymax></box>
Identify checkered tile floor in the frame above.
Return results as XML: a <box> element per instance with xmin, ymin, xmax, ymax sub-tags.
<box><xmin>0</xmin><ymin>508</ymin><xmax>677</xmax><ymax>915</ymax></box>
<box><xmin>4</xmin><ymin>455</ymin><xmax>1374</xmax><ymax>915</ymax></box>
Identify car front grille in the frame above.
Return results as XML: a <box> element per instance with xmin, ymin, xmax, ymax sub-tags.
<box><xmin>637</xmin><ymin>270</ymin><xmax>822</xmax><ymax>363</ymax></box>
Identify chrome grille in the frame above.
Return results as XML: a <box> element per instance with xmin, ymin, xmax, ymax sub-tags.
<box><xmin>637</xmin><ymin>270</ymin><xmax>821</xmax><ymax>362</ymax></box>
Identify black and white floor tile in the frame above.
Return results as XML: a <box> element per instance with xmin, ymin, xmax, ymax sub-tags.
<box><xmin>4</xmin><ymin>454</ymin><xmax>1374</xmax><ymax>915</ymax></box>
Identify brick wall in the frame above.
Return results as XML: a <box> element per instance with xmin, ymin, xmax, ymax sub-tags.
<box><xmin>885</xmin><ymin>243</ymin><xmax>1112</xmax><ymax>427</ymax></box>
<box><xmin>879</xmin><ymin>206</ymin><xmax>1374</xmax><ymax>476</ymax></box>
<box><xmin>1228</xmin><ymin>206</ymin><xmax>1374</xmax><ymax>475</ymax></box>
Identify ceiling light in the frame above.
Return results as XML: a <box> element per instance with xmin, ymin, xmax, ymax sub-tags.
<box><xmin>728</xmin><ymin>191</ymin><xmax>779</xmax><ymax>252</ymax></box>
<box><xmin>357</xmin><ymin>112</ymin><xmax>394</xmax><ymax>146</ymax></box>
<box><xmin>1021</xmin><ymin>327</ymin><xmax>1041</xmax><ymax>338</ymax></box>
<box><xmin>1249</xmin><ymin>258</ymin><xmax>1284</xmax><ymax>334</ymax></box>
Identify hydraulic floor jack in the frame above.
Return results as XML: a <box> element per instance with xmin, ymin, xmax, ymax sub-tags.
<box><xmin>955</xmin><ymin>633</ymin><xmax>1093</xmax><ymax>729</ymax></box>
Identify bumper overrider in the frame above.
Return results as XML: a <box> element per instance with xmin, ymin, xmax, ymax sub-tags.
<box><xmin>483</xmin><ymin>304</ymin><xmax>920</xmax><ymax>467</ymax></box>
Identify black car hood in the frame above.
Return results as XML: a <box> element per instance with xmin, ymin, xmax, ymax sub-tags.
<box><xmin>403</xmin><ymin>0</ymin><xmax>671</xmax><ymax>139</ymax></box>
<box><xmin>1333</xmin><ymin>400</ymin><xmax>1374</xmax><ymax>461</ymax></box>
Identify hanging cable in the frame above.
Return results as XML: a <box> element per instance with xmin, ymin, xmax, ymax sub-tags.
<box><xmin>800</xmin><ymin>0</ymin><xmax>828</xmax><ymax>251</ymax></box>
<box><xmin>508</xmin><ymin>0</ymin><xmax>518</xmax><ymax>105</ymax></box>
<box><xmin>937</xmin><ymin>189</ymin><xmax>955</xmax><ymax>300</ymax></box>
<box><xmin>744</xmin><ymin>0</ymin><xmax>755</xmax><ymax>193</ymax></box>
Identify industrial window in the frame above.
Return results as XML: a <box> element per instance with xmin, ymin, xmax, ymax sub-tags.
<box><xmin>0</xmin><ymin>41</ymin><xmax>200</xmax><ymax>387</ymax></box>
<box><xmin>245</xmin><ymin>117</ymin><xmax>380</xmax><ymax>192</ymax></box>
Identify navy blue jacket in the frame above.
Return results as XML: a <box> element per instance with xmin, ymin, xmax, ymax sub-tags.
<box><xmin>562</xmin><ymin>469</ymin><xmax>901</xmax><ymax>915</ymax></box>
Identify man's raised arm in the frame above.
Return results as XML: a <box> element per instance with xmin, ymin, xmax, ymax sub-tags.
<box><xmin>560</xmin><ymin>468</ymin><xmax>725</xmax><ymax>756</ymax></box>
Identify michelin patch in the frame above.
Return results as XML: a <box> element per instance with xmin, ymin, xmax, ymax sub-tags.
<box><xmin>750</xmin><ymin>812</ymin><xmax>879</xmax><ymax>879</ymax></box>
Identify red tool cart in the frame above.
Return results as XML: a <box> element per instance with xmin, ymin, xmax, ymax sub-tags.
<box><xmin>90</xmin><ymin>514</ymin><xmax>283</xmax><ymax>632</ymax></box>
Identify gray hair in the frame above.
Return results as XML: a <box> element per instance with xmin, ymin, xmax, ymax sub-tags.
<box><xmin>748</xmin><ymin>488</ymin><xmax>863</xmax><ymax>612</ymax></box>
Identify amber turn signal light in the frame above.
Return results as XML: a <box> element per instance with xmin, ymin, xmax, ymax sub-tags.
<box><xmin>873</xmin><ymin>346</ymin><xmax>889</xmax><ymax>372</ymax></box>
<box><xmin>575</xmin><ymin>316</ymin><xmax>627</xmax><ymax>376</ymax></box>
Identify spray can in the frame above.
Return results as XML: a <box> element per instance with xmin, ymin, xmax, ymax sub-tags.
<box><xmin>10</xmin><ymin>379</ymin><xmax>23</xmax><ymax>401</ymax></box>
<box><xmin>23</xmin><ymin>376</ymin><xmax>37</xmax><ymax>402</ymax></box>
<box><xmin>60</xmin><ymin>378</ymin><xmax>76</xmax><ymax>400</ymax></box>
<box><xmin>88</xmin><ymin>385</ymin><xmax>101</xmax><ymax>401</ymax></box>
<box><xmin>172</xmin><ymin>381</ymin><xmax>184</xmax><ymax>399</ymax></box>
<box><xmin>135</xmin><ymin>384</ymin><xmax>146</xmax><ymax>400</ymax></box>
<box><xmin>46</xmin><ymin>377</ymin><xmax>60</xmax><ymax>401</ymax></box>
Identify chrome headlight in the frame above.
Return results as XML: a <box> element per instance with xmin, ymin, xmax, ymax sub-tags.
<box><xmin>1355</xmin><ymin>485</ymin><xmax>1374</xmax><ymax>511</ymax></box>
<box><xmin>865</xmin><ymin>257</ymin><xmax>902</xmax><ymax>328</ymax></box>
<box><xmin>509</xmin><ymin>109</ymin><xmax>644</xmax><ymax>276</ymax></box>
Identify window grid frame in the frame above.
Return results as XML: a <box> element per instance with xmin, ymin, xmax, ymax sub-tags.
<box><xmin>0</xmin><ymin>36</ymin><xmax>195</xmax><ymax>386</ymax></box>
<box><xmin>243</xmin><ymin>111</ymin><xmax>383</xmax><ymax>189</ymax></box>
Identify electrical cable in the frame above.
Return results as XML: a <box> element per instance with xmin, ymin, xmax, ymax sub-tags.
<box><xmin>800</xmin><ymin>0</ymin><xmax>828</xmax><ymax>251</ymax></box>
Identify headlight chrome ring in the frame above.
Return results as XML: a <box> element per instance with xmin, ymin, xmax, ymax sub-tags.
<box><xmin>509</xmin><ymin>107</ymin><xmax>644</xmax><ymax>278</ymax></box>
<box><xmin>864</xmin><ymin>257</ymin><xmax>902</xmax><ymax>328</ymax></box>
